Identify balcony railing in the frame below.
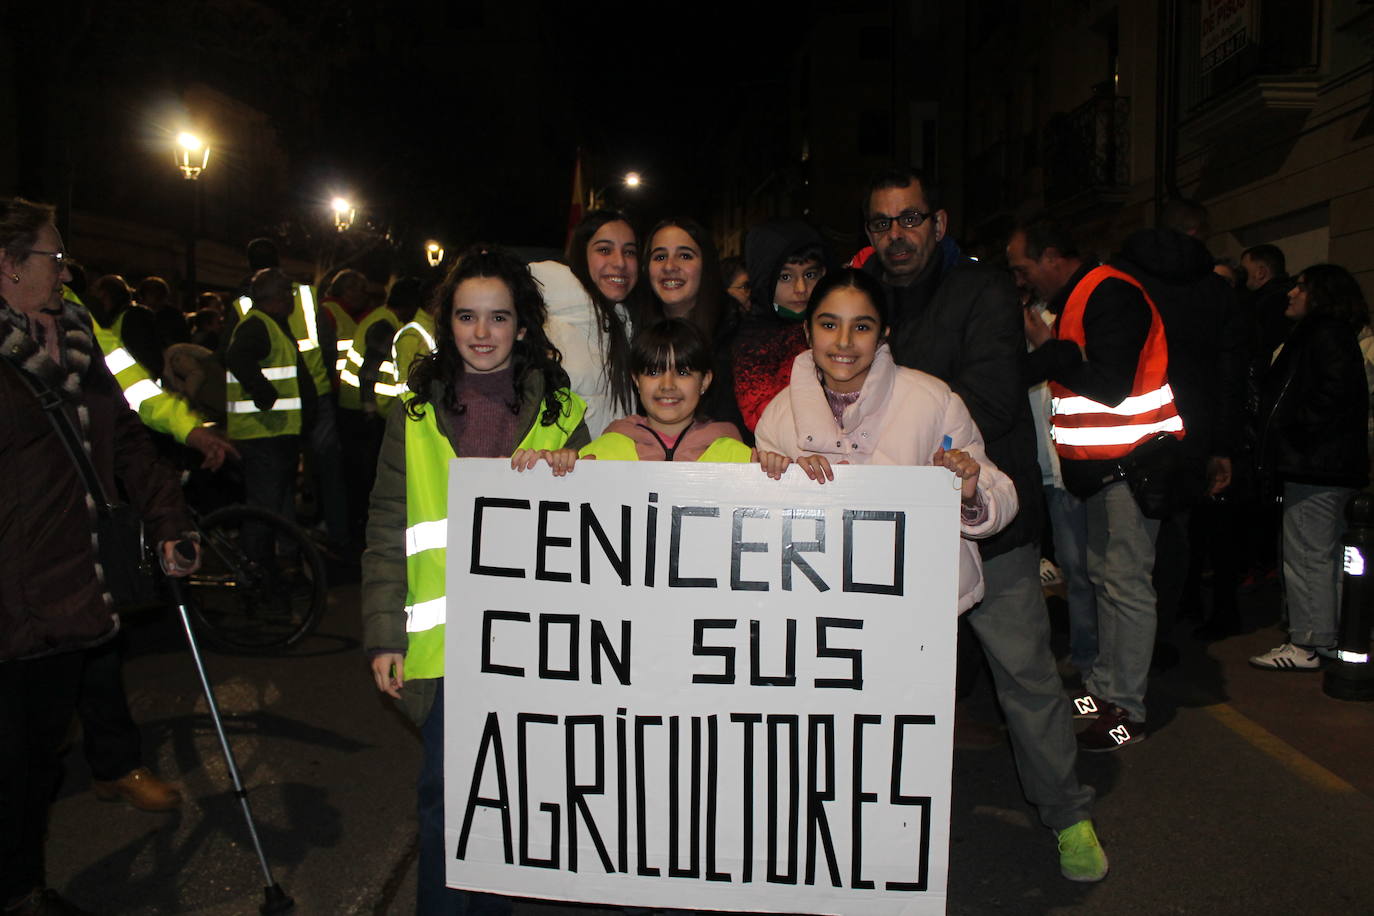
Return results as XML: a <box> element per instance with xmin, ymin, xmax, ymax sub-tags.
<box><xmin>1042</xmin><ymin>95</ymin><xmax>1130</xmax><ymax>206</ymax></box>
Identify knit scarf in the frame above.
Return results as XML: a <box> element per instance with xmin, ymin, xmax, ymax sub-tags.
<box><xmin>0</xmin><ymin>298</ymin><xmax>94</xmax><ymax>398</ymax></box>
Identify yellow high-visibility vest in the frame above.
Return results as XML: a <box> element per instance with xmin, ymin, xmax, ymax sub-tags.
<box><xmin>225</xmin><ymin>310</ymin><xmax>302</xmax><ymax>439</ymax></box>
<box><xmin>389</xmin><ymin>310</ymin><xmax>437</xmax><ymax>396</ymax></box>
<box><xmin>320</xmin><ymin>297</ymin><xmax>358</xmax><ymax>375</ymax></box>
<box><xmin>64</xmin><ymin>285</ymin><xmax>202</xmax><ymax>443</ymax></box>
<box><xmin>401</xmin><ymin>389</ymin><xmax>587</xmax><ymax>679</ymax></box>
<box><xmin>579</xmin><ymin>430</ymin><xmax>752</xmax><ymax>463</ymax></box>
<box><xmin>339</xmin><ymin>306</ymin><xmax>403</xmax><ymax>412</ymax></box>
<box><xmin>236</xmin><ymin>283</ymin><xmax>328</xmax><ymax>395</ymax></box>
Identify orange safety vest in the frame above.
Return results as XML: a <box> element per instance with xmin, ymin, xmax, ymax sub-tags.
<box><xmin>1049</xmin><ymin>265</ymin><xmax>1184</xmax><ymax>460</ymax></box>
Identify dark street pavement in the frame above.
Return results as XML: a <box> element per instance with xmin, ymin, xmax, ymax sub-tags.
<box><xmin>46</xmin><ymin>577</ymin><xmax>1374</xmax><ymax>915</ymax></box>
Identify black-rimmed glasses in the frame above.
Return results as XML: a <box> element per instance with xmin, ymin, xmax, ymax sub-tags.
<box><xmin>865</xmin><ymin>210</ymin><xmax>937</xmax><ymax>234</ymax></box>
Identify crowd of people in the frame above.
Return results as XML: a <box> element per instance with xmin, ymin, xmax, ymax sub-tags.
<box><xmin>2</xmin><ymin>166</ymin><xmax>1370</xmax><ymax>914</ymax></box>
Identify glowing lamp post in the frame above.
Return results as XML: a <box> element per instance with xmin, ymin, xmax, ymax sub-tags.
<box><xmin>174</xmin><ymin>131</ymin><xmax>210</xmax><ymax>308</ymax></box>
<box><xmin>425</xmin><ymin>241</ymin><xmax>444</xmax><ymax>268</ymax></box>
<box><xmin>590</xmin><ymin>171</ymin><xmax>643</xmax><ymax>210</ymax></box>
<box><xmin>175</xmin><ymin>132</ymin><xmax>209</xmax><ymax>180</ymax></box>
<box><xmin>331</xmin><ymin>196</ymin><xmax>356</xmax><ymax>232</ymax></box>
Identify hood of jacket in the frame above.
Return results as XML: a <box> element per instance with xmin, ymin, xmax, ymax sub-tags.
<box><xmin>745</xmin><ymin>220</ymin><xmax>829</xmax><ymax>316</ymax></box>
<box><xmin>1117</xmin><ymin>227</ymin><xmax>1215</xmax><ymax>285</ymax></box>
<box><xmin>784</xmin><ymin>344</ymin><xmax>899</xmax><ymax>460</ymax></box>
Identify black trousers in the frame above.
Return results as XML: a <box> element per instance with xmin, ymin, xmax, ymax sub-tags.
<box><xmin>0</xmin><ymin>650</ymin><xmax>86</xmax><ymax>906</ymax></box>
<box><xmin>337</xmin><ymin>407</ymin><xmax>385</xmax><ymax>545</ymax></box>
<box><xmin>238</xmin><ymin>434</ymin><xmax>301</xmax><ymax>566</ymax></box>
<box><xmin>77</xmin><ymin>636</ymin><xmax>142</xmax><ymax>782</ymax></box>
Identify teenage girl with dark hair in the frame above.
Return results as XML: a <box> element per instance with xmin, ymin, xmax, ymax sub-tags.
<box><xmin>537</xmin><ymin>210</ymin><xmax>640</xmax><ymax>433</ymax></box>
<box><xmin>641</xmin><ymin>216</ymin><xmax>727</xmax><ymax>339</ymax></box>
<box><xmin>362</xmin><ymin>244</ymin><xmax>589</xmax><ymax>914</ymax></box>
<box><xmin>641</xmin><ymin>216</ymin><xmax>745</xmax><ymax>434</ymax></box>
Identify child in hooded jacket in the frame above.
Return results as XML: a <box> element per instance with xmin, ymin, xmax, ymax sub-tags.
<box><xmin>754</xmin><ymin>267</ymin><xmax>1017</xmax><ymax>611</ymax></box>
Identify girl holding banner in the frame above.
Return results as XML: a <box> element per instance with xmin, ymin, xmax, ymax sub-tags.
<box><xmin>580</xmin><ymin>318</ymin><xmax>752</xmax><ymax>462</ymax></box>
<box><xmin>361</xmin><ymin>245</ymin><xmax>589</xmax><ymax>915</ymax></box>
<box><xmin>753</xmin><ymin>267</ymin><xmax>1018</xmax><ymax>613</ymax></box>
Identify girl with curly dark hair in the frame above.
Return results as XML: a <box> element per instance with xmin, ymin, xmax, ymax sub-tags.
<box><xmin>362</xmin><ymin>244</ymin><xmax>589</xmax><ymax>915</ymax></box>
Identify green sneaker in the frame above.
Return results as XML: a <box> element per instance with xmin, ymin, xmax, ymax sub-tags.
<box><xmin>1057</xmin><ymin>819</ymin><xmax>1109</xmax><ymax>882</ymax></box>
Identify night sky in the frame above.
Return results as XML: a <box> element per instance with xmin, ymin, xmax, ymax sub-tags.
<box><xmin>306</xmin><ymin>4</ymin><xmax>809</xmax><ymax>249</ymax></box>
<box><xmin>23</xmin><ymin>2</ymin><xmax>811</xmax><ymax>259</ymax></box>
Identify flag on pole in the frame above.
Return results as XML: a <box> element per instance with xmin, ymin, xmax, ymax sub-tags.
<box><xmin>566</xmin><ymin>150</ymin><xmax>585</xmax><ymax>248</ymax></box>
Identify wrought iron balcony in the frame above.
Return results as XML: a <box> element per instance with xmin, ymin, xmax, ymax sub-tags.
<box><xmin>1042</xmin><ymin>95</ymin><xmax>1130</xmax><ymax>207</ymax></box>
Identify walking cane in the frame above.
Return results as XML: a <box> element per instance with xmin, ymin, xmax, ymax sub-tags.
<box><xmin>168</xmin><ymin>539</ymin><xmax>295</xmax><ymax>914</ymax></box>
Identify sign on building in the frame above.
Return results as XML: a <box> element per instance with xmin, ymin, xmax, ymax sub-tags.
<box><xmin>1201</xmin><ymin>0</ymin><xmax>1255</xmax><ymax>74</ymax></box>
<box><xmin>443</xmin><ymin>460</ymin><xmax>961</xmax><ymax>915</ymax></box>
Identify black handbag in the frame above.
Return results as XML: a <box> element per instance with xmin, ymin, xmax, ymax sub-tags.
<box><xmin>9</xmin><ymin>364</ymin><xmax>161</xmax><ymax>607</ymax></box>
<box><xmin>1116</xmin><ymin>432</ymin><xmax>1205</xmax><ymax>520</ymax></box>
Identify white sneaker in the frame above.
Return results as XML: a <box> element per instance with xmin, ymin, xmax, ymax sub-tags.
<box><xmin>1248</xmin><ymin>642</ymin><xmax>1322</xmax><ymax>671</ymax></box>
<box><xmin>1040</xmin><ymin>557</ymin><xmax>1065</xmax><ymax>587</ymax></box>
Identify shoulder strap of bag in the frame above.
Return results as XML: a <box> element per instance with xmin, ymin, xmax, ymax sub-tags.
<box><xmin>1</xmin><ymin>355</ymin><xmax>111</xmax><ymax>506</ymax></box>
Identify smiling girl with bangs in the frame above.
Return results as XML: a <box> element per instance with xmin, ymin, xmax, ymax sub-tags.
<box><xmin>579</xmin><ymin>318</ymin><xmax>751</xmax><ymax>462</ymax></box>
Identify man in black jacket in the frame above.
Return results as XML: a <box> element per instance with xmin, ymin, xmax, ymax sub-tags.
<box><xmin>1241</xmin><ymin>244</ymin><xmax>1293</xmax><ymax>370</ymax></box>
<box><xmin>862</xmin><ymin>170</ymin><xmax>1105</xmax><ymax>882</ymax></box>
<box><xmin>1015</xmin><ymin>221</ymin><xmax>1175</xmax><ymax>755</ymax></box>
<box><xmin>1116</xmin><ymin>201</ymin><xmax>1247</xmax><ymax>640</ymax></box>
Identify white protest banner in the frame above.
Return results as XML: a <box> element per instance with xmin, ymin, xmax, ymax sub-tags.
<box><xmin>444</xmin><ymin>459</ymin><xmax>959</xmax><ymax>915</ymax></box>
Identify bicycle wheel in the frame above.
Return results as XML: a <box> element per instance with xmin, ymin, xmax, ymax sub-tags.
<box><xmin>187</xmin><ymin>504</ymin><xmax>327</xmax><ymax>653</ymax></box>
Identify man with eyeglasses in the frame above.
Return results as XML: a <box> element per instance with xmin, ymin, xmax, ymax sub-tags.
<box><xmin>858</xmin><ymin>168</ymin><xmax>1107</xmax><ymax>883</ymax></box>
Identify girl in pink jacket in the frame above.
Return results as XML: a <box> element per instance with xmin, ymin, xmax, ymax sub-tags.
<box><xmin>754</xmin><ymin>268</ymin><xmax>1018</xmax><ymax>611</ymax></box>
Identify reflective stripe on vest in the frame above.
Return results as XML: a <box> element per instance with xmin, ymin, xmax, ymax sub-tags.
<box><xmin>1048</xmin><ymin>265</ymin><xmax>1184</xmax><ymax>459</ymax></box>
<box><xmin>389</xmin><ymin>315</ymin><xmax>437</xmax><ymax>397</ymax></box>
<box><xmin>339</xmin><ymin>307</ymin><xmax>401</xmax><ymax>411</ymax></box>
<box><xmin>393</xmin><ymin>320</ymin><xmax>437</xmax><ymax>361</ymax></box>
<box><xmin>225</xmin><ymin>311</ymin><xmax>303</xmax><ymax>438</ymax></box>
<box><xmin>401</xmin><ymin>388</ymin><xmax>587</xmax><ymax>680</ymax></box>
<box><xmin>321</xmin><ymin>299</ymin><xmax>358</xmax><ymax>373</ymax></box>
<box><xmin>95</xmin><ymin>314</ymin><xmax>201</xmax><ymax>442</ymax></box>
<box><xmin>238</xmin><ymin>286</ymin><xmax>328</xmax><ymax>394</ymax></box>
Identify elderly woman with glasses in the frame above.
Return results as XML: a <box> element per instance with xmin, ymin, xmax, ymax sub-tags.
<box><xmin>0</xmin><ymin>197</ymin><xmax>197</xmax><ymax>915</ymax></box>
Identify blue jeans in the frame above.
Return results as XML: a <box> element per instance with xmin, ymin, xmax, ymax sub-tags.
<box><xmin>1083</xmin><ymin>481</ymin><xmax>1159</xmax><ymax>723</ymax></box>
<box><xmin>1045</xmin><ymin>485</ymin><xmax>1097</xmax><ymax>677</ymax></box>
<box><xmin>1281</xmin><ymin>482</ymin><xmax>1353</xmax><ymax>648</ymax></box>
<box><xmin>419</xmin><ymin>683</ymin><xmax>512</xmax><ymax>916</ymax></box>
<box><xmin>966</xmin><ymin>545</ymin><xmax>1095</xmax><ymax>831</ymax></box>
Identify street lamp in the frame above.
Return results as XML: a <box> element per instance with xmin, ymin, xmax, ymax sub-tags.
<box><xmin>589</xmin><ymin>171</ymin><xmax>643</xmax><ymax>210</ymax></box>
<box><xmin>174</xmin><ymin>131</ymin><xmax>210</xmax><ymax>309</ymax></box>
<box><xmin>331</xmin><ymin>196</ymin><xmax>356</xmax><ymax>232</ymax></box>
<box><xmin>425</xmin><ymin>241</ymin><xmax>444</xmax><ymax>268</ymax></box>
<box><xmin>175</xmin><ymin>131</ymin><xmax>209</xmax><ymax>180</ymax></box>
